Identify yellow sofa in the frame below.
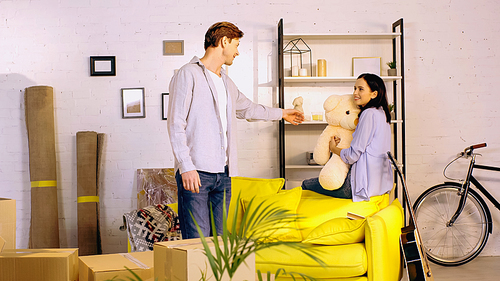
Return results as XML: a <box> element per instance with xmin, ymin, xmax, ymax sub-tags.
<box><xmin>229</xmin><ymin>177</ymin><xmax>404</xmax><ymax>281</ymax></box>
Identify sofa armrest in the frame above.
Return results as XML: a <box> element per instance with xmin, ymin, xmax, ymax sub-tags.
<box><xmin>365</xmin><ymin>199</ymin><xmax>404</xmax><ymax>281</ymax></box>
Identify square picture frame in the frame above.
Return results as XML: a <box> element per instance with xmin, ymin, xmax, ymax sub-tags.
<box><xmin>162</xmin><ymin>93</ymin><xmax>169</xmax><ymax>120</ymax></box>
<box><xmin>163</xmin><ymin>40</ymin><xmax>184</xmax><ymax>56</ymax></box>
<box><xmin>352</xmin><ymin>57</ymin><xmax>381</xmax><ymax>77</ymax></box>
<box><xmin>90</xmin><ymin>56</ymin><xmax>116</xmax><ymax>76</ymax></box>
<box><xmin>121</xmin><ymin>88</ymin><xmax>145</xmax><ymax>118</ymax></box>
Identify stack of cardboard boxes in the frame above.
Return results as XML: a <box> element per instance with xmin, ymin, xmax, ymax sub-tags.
<box><xmin>0</xmin><ymin>197</ymin><xmax>255</xmax><ymax>281</ymax></box>
<box><xmin>0</xmin><ymin>199</ymin><xmax>80</xmax><ymax>280</ymax></box>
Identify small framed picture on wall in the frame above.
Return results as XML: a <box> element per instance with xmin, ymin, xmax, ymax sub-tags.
<box><xmin>121</xmin><ymin>88</ymin><xmax>145</xmax><ymax>118</ymax></box>
<box><xmin>162</xmin><ymin>93</ymin><xmax>169</xmax><ymax>120</ymax></box>
<box><xmin>90</xmin><ymin>56</ymin><xmax>116</xmax><ymax>76</ymax></box>
<box><xmin>163</xmin><ymin>40</ymin><xmax>184</xmax><ymax>56</ymax></box>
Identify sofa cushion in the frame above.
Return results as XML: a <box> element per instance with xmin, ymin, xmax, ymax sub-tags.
<box><xmin>241</xmin><ymin>186</ymin><xmax>302</xmax><ymax>242</ymax></box>
<box><xmin>365</xmin><ymin>199</ymin><xmax>403</xmax><ymax>281</ymax></box>
<box><xmin>228</xmin><ymin>177</ymin><xmax>284</xmax><ymax>231</ymax></box>
<box><xmin>297</xmin><ymin>190</ymin><xmax>389</xmax><ymax>238</ymax></box>
<box><xmin>302</xmin><ymin>217</ymin><xmax>366</xmax><ymax>245</ymax></box>
<box><xmin>256</xmin><ymin>243</ymin><xmax>367</xmax><ymax>278</ymax></box>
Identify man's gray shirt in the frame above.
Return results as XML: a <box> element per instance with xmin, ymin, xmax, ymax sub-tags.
<box><xmin>167</xmin><ymin>56</ymin><xmax>282</xmax><ymax>177</ymax></box>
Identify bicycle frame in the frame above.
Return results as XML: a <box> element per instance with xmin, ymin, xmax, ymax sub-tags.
<box><xmin>413</xmin><ymin>143</ymin><xmax>496</xmax><ymax>266</ymax></box>
<box><xmin>448</xmin><ymin>155</ymin><xmax>500</xmax><ymax>232</ymax></box>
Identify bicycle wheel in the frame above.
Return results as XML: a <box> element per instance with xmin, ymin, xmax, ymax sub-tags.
<box><xmin>413</xmin><ymin>183</ymin><xmax>491</xmax><ymax>266</ymax></box>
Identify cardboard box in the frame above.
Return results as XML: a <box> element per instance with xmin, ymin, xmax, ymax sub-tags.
<box><xmin>0</xmin><ymin>198</ymin><xmax>16</xmax><ymax>249</ymax></box>
<box><xmin>154</xmin><ymin>238</ymin><xmax>255</xmax><ymax>281</ymax></box>
<box><xmin>0</xmin><ymin>248</ymin><xmax>78</xmax><ymax>281</ymax></box>
<box><xmin>79</xmin><ymin>251</ymin><xmax>154</xmax><ymax>281</ymax></box>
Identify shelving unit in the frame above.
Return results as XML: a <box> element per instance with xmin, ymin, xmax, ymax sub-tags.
<box><xmin>277</xmin><ymin>18</ymin><xmax>406</xmax><ymax>190</ymax></box>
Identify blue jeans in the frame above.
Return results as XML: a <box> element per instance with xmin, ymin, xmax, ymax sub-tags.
<box><xmin>175</xmin><ymin>167</ymin><xmax>231</xmax><ymax>239</ymax></box>
<box><xmin>301</xmin><ymin>167</ymin><xmax>352</xmax><ymax>199</ymax></box>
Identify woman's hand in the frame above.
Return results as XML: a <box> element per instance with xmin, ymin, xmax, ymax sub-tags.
<box><xmin>330</xmin><ymin>136</ymin><xmax>342</xmax><ymax>156</ymax></box>
<box><xmin>333</xmin><ymin>136</ymin><xmax>341</xmax><ymax>146</ymax></box>
<box><xmin>282</xmin><ymin>109</ymin><xmax>305</xmax><ymax>125</ymax></box>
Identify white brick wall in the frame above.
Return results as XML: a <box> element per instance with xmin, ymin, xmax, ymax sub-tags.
<box><xmin>1</xmin><ymin>0</ymin><xmax>500</xmax><ymax>255</ymax></box>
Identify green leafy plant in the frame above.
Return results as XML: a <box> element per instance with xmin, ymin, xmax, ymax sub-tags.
<box><xmin>389</xmin><ymin>103</ymin><xmax>394</xmax><ymax>113</ymax></box>
<box><xmin>386</xmin><ymin>61</ymin><xmax>396</xmax><ymax>69</ymax></box>
<box><xmin>193</xmin><ymin>192</ymin><xmax>325</xmax><ymax>281</ymax></box>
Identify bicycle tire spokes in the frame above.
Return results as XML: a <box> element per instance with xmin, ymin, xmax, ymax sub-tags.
<box><xmin>414</xmin><ymin>184</ymin><xmax>489</xmax><ymax>266</ymax></box>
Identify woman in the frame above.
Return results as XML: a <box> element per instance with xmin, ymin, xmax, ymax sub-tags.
<box><xmin>301</xmin><ymin>73</ymin><xmax>393</xmax><ymax>202</ymax></box>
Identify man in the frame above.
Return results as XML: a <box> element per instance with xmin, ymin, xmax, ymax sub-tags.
<box><xmin>167</xmin><ymin>21</ymin><xmax>304</xmax><ymax>239</ymax></box>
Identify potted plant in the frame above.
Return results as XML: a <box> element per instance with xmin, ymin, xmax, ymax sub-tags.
<box><xmin>194</xmin><ymin>193</ymin><xmax>325</xmax><ymax>280</ymax></box>
<box><xmin>386</xmin><ymin>61</ymin><xmax>397</xmax><ymax>76</ymax></box>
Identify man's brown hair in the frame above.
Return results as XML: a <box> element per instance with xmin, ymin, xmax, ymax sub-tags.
<box><xmin>204</xmin><ymin>22</ymin><xmax>244</xmax><ymax>50</ymax></box>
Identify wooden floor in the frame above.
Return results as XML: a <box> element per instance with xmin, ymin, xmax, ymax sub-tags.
<box><xmin>401</xmin><ymin>256</ymin><xmax>500</xmax><ymax>281</ymax></box>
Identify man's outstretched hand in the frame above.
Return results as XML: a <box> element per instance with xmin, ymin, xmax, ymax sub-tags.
<box><xmin>282</xmin><ymin>109</ymin><xmax>305</xmax><ymax>125</ymax></box>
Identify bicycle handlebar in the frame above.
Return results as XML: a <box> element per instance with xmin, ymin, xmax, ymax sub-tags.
<box><xmin>444</xmin><ymin>143</ymin><xmax>487</xmax><ymax>180</ymax></box>
<box><xmin>464</xmin><ymin>143</ymin><xmax>487</xmax><ymax>156</ymax></box>
<box><xmin>471</xmin><ymin>143</ymin><xmax>487</xmax><ymax>149</ymax></box>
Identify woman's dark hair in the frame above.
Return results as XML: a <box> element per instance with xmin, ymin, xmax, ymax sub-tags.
<box><xmin>204</xmin><ymin>22</ymin><xmax>244</xmax><ymax>50</ymax></box>
<box><xmin>357</xmin><ymin>73</ymin><xmax>391</xmax><ymax>123</ymax></box>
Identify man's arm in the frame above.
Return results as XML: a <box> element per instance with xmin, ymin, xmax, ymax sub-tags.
<box><xmin>167</xmin><ymin>68</ymin><xmax>201</xmax><ymax>193</ymax></box>
<box><xmin>167</xmin><ymin>70</ymin><xmax>196</xmax><ymax>170</ymax></box>
<box><xmin>232</xmin><ymin>89</ymin><xmax>305</xmax><ymax>124</ymax></box>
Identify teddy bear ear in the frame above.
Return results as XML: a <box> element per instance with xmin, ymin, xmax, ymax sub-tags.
<box><xmin>323</xmin><ymin>95</ymin><xmax>341</xmax><ymax>112</ymax></box>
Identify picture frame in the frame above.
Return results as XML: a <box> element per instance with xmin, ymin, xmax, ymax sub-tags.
<box><xmin>352</xmin><ymin>57</ymin><xmax>381</xmax><ymax>77</ymax></box>
<box><xmin>90</xmin><ymin>56</ymin><xmax>116</xmax><ymax>76</ymax></box>
<box><xmin>162</xmin><ymin>93</ymin><xmax>169</xmax><ymax>120</ymax></box>
<box><xmin>121</xmin><ymin>88</ymin><xmax>145</xmax><ymax>118</ymax></box>
<box><xmin>163</xmin><ymin>40</ymin><xmax>184</xmax><ymax>56</ymax></box>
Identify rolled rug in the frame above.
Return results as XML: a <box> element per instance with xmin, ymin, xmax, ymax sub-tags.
<box><xmin>77</xmin><ymin>131</ymin><xmax>104</xmax><ymax>255</ymax></box>
<box><xmin>25</xmin><ymin>85</ymin><xmax>60</xmax><ymax>248</ymax></box>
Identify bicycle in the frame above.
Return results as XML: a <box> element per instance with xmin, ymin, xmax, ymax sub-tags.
<box><xmin>413</xmin><ymin>143</ymin><xmax>500</xmax><ymax>266</ymax></box>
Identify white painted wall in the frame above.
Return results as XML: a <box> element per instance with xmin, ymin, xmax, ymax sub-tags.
<box><xmin>1</xmin><ymin>0</ymin><xmax>500</xmax><ymax>255</ymax></box>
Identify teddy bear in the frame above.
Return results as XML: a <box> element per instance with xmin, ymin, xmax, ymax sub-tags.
<box><xmin>313</xmin><ymin>94</ymin><xmax>360</xmax><ymax>190</ymax></box>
